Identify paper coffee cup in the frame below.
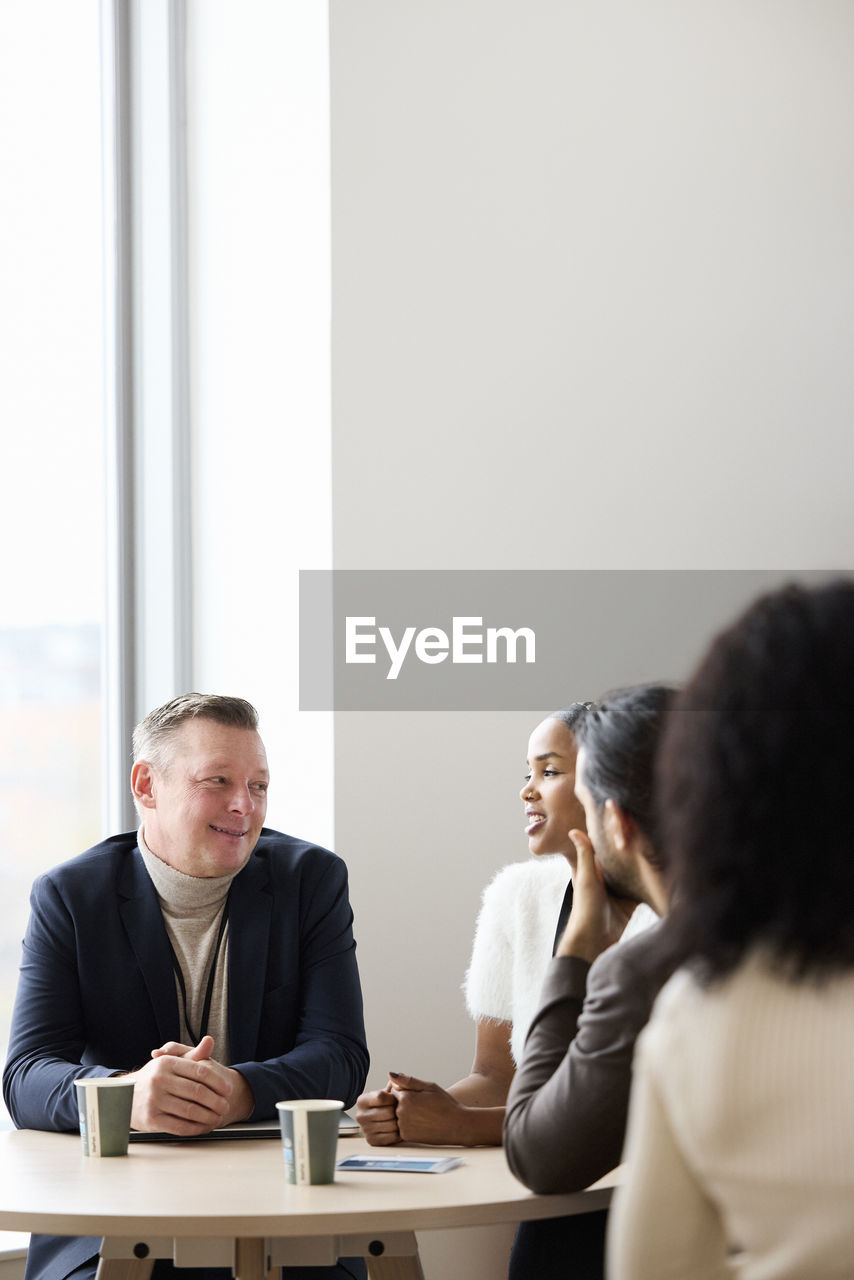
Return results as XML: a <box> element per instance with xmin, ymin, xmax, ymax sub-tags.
<box><xmin>276</xmin><ymin>1099</ymin><xmax>343</xmax><ymax>1185</ymax></box>
<box><xmin>74</xmin><ymin>1078</ymin><xmax>135</xmax><ymax>1157</ymax></box>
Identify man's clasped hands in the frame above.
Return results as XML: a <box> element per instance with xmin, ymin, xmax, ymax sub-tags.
<box><xmin>123</xmin><ymin>1034</ymin><xmax>254</xmax><ymax>1137</ymax></box>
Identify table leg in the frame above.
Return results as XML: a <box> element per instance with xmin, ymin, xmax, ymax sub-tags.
<box><xmin>233</xmin><ymin>1237</ymin><xmax>270</xmax><ymax>1280</ymax></box>
<box><xmin>95</xmin><ymin>1261</ymin><xmax>154</xmax><ymax>1280</ymax></box>
<box><xmin>366</xmin><ymin>1257</ymin><xmax>425</xmax><ymax>1280</ymax></box>
<box><xmin>268</xmin><ymin>1231</ymin><xmax>425</xmax><ymax>1278</ymax></box>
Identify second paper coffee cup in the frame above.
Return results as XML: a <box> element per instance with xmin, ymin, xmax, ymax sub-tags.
<box><xmin>276</xmin><ymin>1099</ymin><xmax>343</xmax><ymax>1185</ymax></box>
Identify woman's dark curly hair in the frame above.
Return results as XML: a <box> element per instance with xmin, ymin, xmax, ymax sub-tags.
<box><xmin>658</xmin><ymin>578</ymin><xmax>854</xmax><ymax>983</ymax></box>
<box><xmin>575</xmin><ymin>684</ymin><xmax>677</xmax><ymax>868</ymax></box>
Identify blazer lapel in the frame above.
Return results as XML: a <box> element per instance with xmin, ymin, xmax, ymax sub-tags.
<box><xmin>226</xmin><ymin>853</ymin><xmax>273</xmax><ymax>1064</ymax></box>
<box><xmin>118</xmin><ymin>849</ymin><xmax>180</xmax><ymax>1045</ymax></box>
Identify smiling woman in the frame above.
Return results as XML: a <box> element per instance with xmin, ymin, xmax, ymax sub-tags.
<box><xmin>463</xmin><ymin>703</ymin><xmax>596</xmax><ymax>1069</ymax></box>
<box><xmin>520</xmin><ymin>714</ymin><xmax>588</xmax><ymax>860</ymax></box>
<box><xmin>356</xmin><ymin>703</ymin><xmax>602</xmax><ymax>1149</ymax></box>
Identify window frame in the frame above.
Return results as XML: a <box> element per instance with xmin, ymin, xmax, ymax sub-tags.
<box><xmin>101</xmin><ymin>0</ymin><xmax>195</xmax><ymax>833</ymax></box>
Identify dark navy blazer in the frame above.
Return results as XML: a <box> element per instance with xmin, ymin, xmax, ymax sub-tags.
<box><xmin>3</xmin><ymin>829</ymin><xmax>369</xmax><ymax>1280</ymax></box>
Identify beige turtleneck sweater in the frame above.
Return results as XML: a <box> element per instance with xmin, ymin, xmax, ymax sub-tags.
<box><xmin>138</xmin><ymin>829</ymin><xmax>235</xmax><ymax>1061</ymax></box>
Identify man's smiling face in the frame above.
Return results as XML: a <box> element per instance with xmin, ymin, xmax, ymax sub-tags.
<box><xmin>133</xmin><ymin>718</ymin><xmax>269</xmax><ymax>877</ymax></box>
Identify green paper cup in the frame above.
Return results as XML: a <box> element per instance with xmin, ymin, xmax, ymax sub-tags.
<box><xmin>276</xmin><ymin>1099</ymin><xmax>343</xmax><ymax>1185</ymax></box>
<box><xmin>74</xmin><ymin>1078</ymin><xmax>135</xmax><ymax>1157</ymax></box>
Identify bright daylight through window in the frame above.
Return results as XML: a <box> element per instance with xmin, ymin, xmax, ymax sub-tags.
<box><xmin>0</xmin><ymin>0</ymin><xmax>105</xmax><ymax>1123</ymax></box>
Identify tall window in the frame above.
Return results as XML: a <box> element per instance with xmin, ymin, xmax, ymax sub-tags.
<box><xmin>0</xmin><ymin>0</ymin><xmax>336</xmax><ymax>1129</ymax></box>
<box><xmin>0</xmin><ymin>0</ymin><xmax>106</xmax><ymax>1119</ymax></box>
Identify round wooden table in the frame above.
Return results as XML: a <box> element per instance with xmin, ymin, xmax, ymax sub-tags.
<box><xmin>0</xmin><ymin>1128</ymin><xmax>617</xmax><ymax>1280</ymax></box>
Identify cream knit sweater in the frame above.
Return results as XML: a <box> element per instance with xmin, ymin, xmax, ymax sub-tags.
<box><xmin>609</xmin><ymin>958</ymin><xmax>854</xmax><ymax>1279</ymax></box>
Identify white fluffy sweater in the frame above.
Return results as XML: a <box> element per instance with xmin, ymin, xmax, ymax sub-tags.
<box><xmin>464</xmin><ymin>856</ymin><xmax>657</xmax><ymax>1064</ymax></box>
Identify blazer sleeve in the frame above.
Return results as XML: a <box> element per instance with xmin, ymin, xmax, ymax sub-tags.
<box><xmin>230</xmin><ymin>851</ymin><xmax>369</xmax><ymax>1117</ymax></box>
<box><xmin>503</xmin><ymin>937</ymin><xmax>661</xmax><ymax>1194</ymax></box>
<box><xmin>2</xmin><ymin>873</ymin><xmax>120</xmax><ymax>1132</ymax></box>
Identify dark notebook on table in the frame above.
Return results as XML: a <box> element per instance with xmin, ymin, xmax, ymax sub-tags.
<box><xmin>129</xmin><ymin>1113</ymin><xmax>359</xmax><ymax>1143</ymax></box>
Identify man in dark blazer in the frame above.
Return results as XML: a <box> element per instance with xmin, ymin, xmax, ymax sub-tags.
<box><xmin>3</xmin><ymin>693</ymin><xmax>369</xmax><ymax>1280</ymax></box>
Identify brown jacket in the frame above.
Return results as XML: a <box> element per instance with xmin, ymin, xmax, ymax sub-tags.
<box><xmin>504</xmin><ymin>918</ymin><xmax>680</xmax><ymax>1194</ymax></box>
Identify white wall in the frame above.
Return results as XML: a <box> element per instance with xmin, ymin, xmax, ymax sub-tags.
<box><xmin>330</xmin><ymin>3</ymin><xmax>854</xmax><ymax>1275</ymax></box>
<box><xmin>331</xmin><ymin>0</ymin><xmax>854</xmax><ymax>575</ymax></box>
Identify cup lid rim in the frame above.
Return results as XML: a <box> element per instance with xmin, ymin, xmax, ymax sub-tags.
<box><xmin>275</xmin><ymin>1099</ymin><xmax>343</xmax><ymax>1111</ymax></box>
<box><xmin>74</xmin><ymin>1077</ymin><xmax>135</xmax><ymax>1088</ymax></box>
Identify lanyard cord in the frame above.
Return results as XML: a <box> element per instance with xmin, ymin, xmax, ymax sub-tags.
<box><xmin>167</xmin><ymin>901</ymin><xmax>229</xmax><ymax>1047</ymax></box>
